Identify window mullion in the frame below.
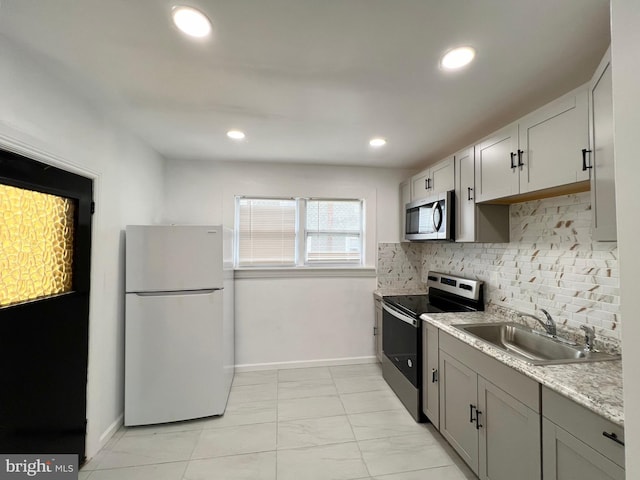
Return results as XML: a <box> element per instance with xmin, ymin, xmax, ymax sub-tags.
<box><xmin>297</xmin><ymin>198</ymin><xmax>305</xmax><ymax>267</ymax></box>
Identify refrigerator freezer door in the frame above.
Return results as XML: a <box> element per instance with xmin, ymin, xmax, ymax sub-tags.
<box><xmin>124</xmin><ymin>289</ymin><xmax>228</xmax><ymax>425</ymax></box>
<box><xmin>126</xmin><ymin>225</ymin><xmax>223</xmax><ymax>292</ymax></box>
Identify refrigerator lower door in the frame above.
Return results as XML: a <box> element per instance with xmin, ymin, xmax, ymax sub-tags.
<box><xmin>125</xmin><ymin>289</ymin><xmax>230</xmax><ymax>426</ymax></box>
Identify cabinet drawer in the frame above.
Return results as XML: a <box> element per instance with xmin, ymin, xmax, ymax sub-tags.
<box><xmin>439</xmin><ymin>331</ymin><xmax>539</xmax><ymax>412</ymax></box>
<box><xmin>542</xmin><ymin>386</ymin><xmax>624</xmax><ymax>468</ymax></box>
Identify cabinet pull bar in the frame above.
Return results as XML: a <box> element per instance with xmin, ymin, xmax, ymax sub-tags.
<box><xmin>510</xmin><ymin>152</ymin><xmax>517</xmax><ymax>169</ymax></box>
<box><xmin>467</xmin><ymin>187</ymin><xmax>473</xmax><ymax>201</ymax></box>
<box><xmin>469</xmin><ymin>404</ymin><xmax>476</xmax><ymax>423</ymax></box>
<box><xmin>602</xmin><ymin>431</ymin><xmax>625</xmax><ymax>446</ymax></box>
<box><xmin>582</xmin><ymin>148</ymin><xmax>593</xmax><ymax>171</ymax></box>
<box><xmin>476</xmin><ymin>410</ymin><xmax>483</xmax><ymax>430</ymax></box>
<box><xmin>425</xmin><ymin>178</ymin><xmax>428</xmax><ymax>190</ymax></box>
<box><xmin>431</xmin><ymin>368</ymin><xmax>438</xmax><ymax>383</ymax></box>
<box><xmin>517</xmin><ymin>149</ymin><xmax>524</xmax><ymax>167</ymax></box>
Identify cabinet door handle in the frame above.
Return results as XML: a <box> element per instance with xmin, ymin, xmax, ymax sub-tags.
<box><xmin>517</xmin><ymin>149</ymin><xmax>524</xmax><ymax>167</ymax></box>
<box><xmin>467</xmin><ymin>187</ymin><xmax>473</xmax><ymax>201</ymax></box>
<box><xmin>431</xmin><ymin>368</ymin><xmax>438</xmax><ymax>383</ymax></box>
<box><xmin>469</xmin><ymin>404</ymin><xmax>476</xmax><ymax>423</ymax></box>
<box><xmin>373</xmin><ymin>326</ymin><xmax>378</xmax><ymax>336</ymax></box>
<box><xmin>425</xmin><ymin>178</ymin><xmax>429</xmax><ymax>190</ymax></box>
<box><xmin>428</xmin><ymin>178</ymin><xmax>432</xmax><ymax>189</ymax></box>
<box><xmin>475</xmin><ymin>410</ymin><xmax>483</xmax><ymax>429</ymax></box>
<box><xmin>603</xmin><ymin>431</ymin><xmax>625</xmax><ymax>446</ymax></box>
<box><xmin>510</xmin><ymin>152</ymin><xmax>517</xmax><ymax>169</ymax></box>
<box><xmin>582</xmin><ymin>148</ymin><xmax>593</xmax><ymax>171</ymax></box>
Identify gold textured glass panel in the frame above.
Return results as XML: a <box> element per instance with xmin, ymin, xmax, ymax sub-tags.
<box><xmin>0</xmin><ymin>184</ymin><xmax>75</xmax><ymax>307</ymax></box>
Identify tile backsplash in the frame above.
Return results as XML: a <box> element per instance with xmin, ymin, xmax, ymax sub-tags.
<box><xmin>378</xmin><ymin>192</ymin><xmax>621</xmax><ymax>341</ymax></box>
<box><xmin>377</xmin><ymin>242</ymin><xmax>424</xmax><ymax>291</ymax></box>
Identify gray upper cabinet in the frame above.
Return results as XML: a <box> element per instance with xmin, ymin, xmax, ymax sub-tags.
<box><xmin>421</xmin><ymin>322</ymin><xmax>440</xmax><ymax>429</ymax></box>
<box><xmin>475</xmin><ymin>87</ymin><xmax>589</xmax><ymax>203</ymax></box>
<box><xmin>588</xmin><ymin>48</ymin><xmax>616</xmax><ymax>241</ymax></box>
<box><xmin>518</xmin><ymin>87</ymin><xmax>589</xmax><ymax>194</ymax></box>
<box><xmin>399</xmin><ymin>180</ymin><xmax>411</xmax><ymax>242</ymax></box>
<box><xmin>455</xmin><ymin>146</ymin><xmax>476</xmax><ymax>242</ymax></box>
<box><xmin>474</xmin><ymin>124</ymin><xmax>519</xmax><ymax>203</ymax></box>
<box><xmin>455</xmin><ymin>146</ymin><xmax>509</xmax><ymax>243</ymax></box>
<box><xmin>403</xmin><ymin>48</ymin><xmax>615</xmax><ymax>239</ymax></box>
<box><xmin>410</xmin><ymin>156</ymin><xmax>455</xmax><ymax>201</ymax></box>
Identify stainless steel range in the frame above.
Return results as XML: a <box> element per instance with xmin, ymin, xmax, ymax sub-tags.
<box><xmin>381</xmin><ymin>271</ymin><xmax>483</xmax><ymax>421</ymax></box>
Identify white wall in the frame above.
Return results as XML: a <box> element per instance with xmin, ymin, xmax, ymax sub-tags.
<box><xmin>235</xmin><ymin>276</ymin><xmax>377</xmax><ymax>368</ymax></box>
<box><xmin>164</xmin><ymin>160</ymin><xmax>411</xmax><ymax>244</ymax></box>
<box><xmin>611</xmin><ymin>0</ymin><xmax>640</xmax><ymax>475</ymax></box>
<box><xmin>0</xmin><ymin>36</ymin><xmax>165</xmax><ymax>458</ymax></box>
<box><xmin>164</xmin><ymin>160</ymin><xmax>412</xmax><ymax>367</ymax></box>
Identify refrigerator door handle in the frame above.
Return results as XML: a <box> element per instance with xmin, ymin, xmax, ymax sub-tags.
<box><xmin>131</xmin><ymin>289</ymin><xmax>221</xmax><ymax>296</ymax></box>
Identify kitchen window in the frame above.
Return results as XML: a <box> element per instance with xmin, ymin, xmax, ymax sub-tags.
<box><xmin>236</xmin><ymin>196</ymin><xmax>364</xmax><ymax>268</ymax></box>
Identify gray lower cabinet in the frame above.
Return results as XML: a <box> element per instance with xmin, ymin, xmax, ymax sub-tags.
<box><xmin>542</xmin><ymin>418</ymin><xmax>624</xmax><ymax>480</ymax></box>
<box><xmin>542</xmin><ymin>386</ymin><xmax>625</xmax><ymax>479</ymax></box>
<box><xmin>433</xmin><ymin>329</ymin><xmax>624</xmax><ymax>480</ymax></box>
<box><xmin>374</xmin><ymin>297</ymin><xmax>383</xmax><ymax>362</ymax></box>
<box><xmin>439</xmin><ymin>332</ymin><xmax>541</xmax><ymax>480</ymax></box>
<box><xmin>439</xmin><ymin>351</ymin><xmax>479</xmax><ymax>472</ymax></box>
<box><xmin>421</xmin><ymin>322</ymin><xmax>440</xmax><ymax>429</ymax></box>
<box><xmin>477</xmin><ymin>377</ymin><xmax>540</xmax><ymax>480</ymax></box>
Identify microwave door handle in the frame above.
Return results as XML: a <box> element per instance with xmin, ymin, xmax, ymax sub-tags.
<box><xmin>432</xmin><ymin>202</ymin><xmax>443</xmax><ymax>232</ymax></box>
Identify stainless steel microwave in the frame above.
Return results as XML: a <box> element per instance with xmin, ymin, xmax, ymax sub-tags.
<box><xmin>405</xmin><ymin>190</ymin><xmax>454</xmax><ymax>241</ymax></box>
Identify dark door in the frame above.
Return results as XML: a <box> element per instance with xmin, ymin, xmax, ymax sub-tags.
<box><xmin>0</xmin><ymin>148</ymin><xmax>92</xmax><ymax>462</ymax></box>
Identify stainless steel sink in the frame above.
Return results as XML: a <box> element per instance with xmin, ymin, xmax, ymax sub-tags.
<box><xmin>453</xmin><ymin>322</ymin><xmax>621</xmax><ymax>365</ymax></box>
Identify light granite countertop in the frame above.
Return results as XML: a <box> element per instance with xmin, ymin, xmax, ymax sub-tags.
<box><xmin>421</xmin><ymin>311</ymin><xmax>624</xmax><ymax>427</ymax></box>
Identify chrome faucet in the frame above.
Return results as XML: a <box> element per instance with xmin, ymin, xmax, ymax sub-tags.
<box><xmin>539</xmin><ymin>309</ymin><xmax>557</xmax><ymax>337</ymax></box>
<box><xmin>519</xmin><ymin>309</ymin><xmax>557</xmax><ymax>337</ymax></box>
<box><xmin>580</xmin><ymin>325</ymin><xmax>596</xmax><ymax>352</ymax></box>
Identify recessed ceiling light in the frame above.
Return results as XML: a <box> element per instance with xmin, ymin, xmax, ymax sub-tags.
<box><xmin>227</xmin><ymin>130</ymin><xmax>246</xmax><ymax>140</ymax></box>
<box><xmin>440</xmin><ymin>46</ymin><xmax>476</xmax><ymax>70</ymax></box>
<box><xmin>172</xmin><ymin>6</ymin><xmax>212</xmax><ymax>38</ymax></box>
<box><xmin>369</xmin><ymin>138</ymin><xmax>387</xmax><ymax>147</ymax></box>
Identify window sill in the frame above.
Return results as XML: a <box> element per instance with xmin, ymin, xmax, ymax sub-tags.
<box><xmin>234</xmin><ymin>267</ymin><xmax>377</xmax><ymax>279</ymax></box>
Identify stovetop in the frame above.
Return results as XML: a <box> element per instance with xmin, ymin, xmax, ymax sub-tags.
<box><xmin>383</xmin><ymin>272</ymin><xmax>485</xmax><ymax>318</ymax></box>
<box><xmin>383</xmin><ymin>295</ymin><xmax>444</xmax><ymax>317</ymax></box>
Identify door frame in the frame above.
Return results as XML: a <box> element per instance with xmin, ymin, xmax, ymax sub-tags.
<box><xmin>0</xmin><ymin>134</ymin><xmax>100</xmax><ymax>456</ymax></box>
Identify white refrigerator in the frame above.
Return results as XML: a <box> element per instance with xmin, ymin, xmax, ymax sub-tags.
<box><xmin>124</xmin><ymin>225</ymin><xmax>234</xmax><ymax>426</ymax></box>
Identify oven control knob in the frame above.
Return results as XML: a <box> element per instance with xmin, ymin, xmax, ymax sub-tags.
<box><xmin>407</xmin><ymin>359</ymin><xmax>413</xmax><ymax>368</ymax></box>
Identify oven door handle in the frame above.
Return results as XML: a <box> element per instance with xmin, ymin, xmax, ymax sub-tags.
<box><xmin>382</xmin><ymin>303</ymin><xmax>418</xmax><ymax>327</ymax></box>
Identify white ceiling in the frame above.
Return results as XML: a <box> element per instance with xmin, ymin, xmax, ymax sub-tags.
<box><xmin>0</xmin><ymin>0</ymin><xmax>610</xmax><ymax>169</ymax></box>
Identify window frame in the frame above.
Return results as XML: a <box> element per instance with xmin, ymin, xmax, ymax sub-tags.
<box><xmin>235</xmin><ymin>195</ymin><xmax>365</xmax><ymax>268</ymax></box>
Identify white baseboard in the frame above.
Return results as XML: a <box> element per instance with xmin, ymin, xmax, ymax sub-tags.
<box><xmin>98</xmin><ymin>413</ymin><xmax>124</xmax><ymax>446</ymax></box>
<box><xmin>235</xmin><ymin>355</ymin><xmax>378</xmax><ymax>373</ymax></box>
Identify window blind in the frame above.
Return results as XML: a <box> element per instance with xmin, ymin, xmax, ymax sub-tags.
<box><xmin>305</xmin><ymin>199</ymin><xmax>362</xmax><ymax>264</ymax></box>
<box><xmin>237</xmin><ymin>198</ymin><xmax>296</xmax><ymax>266</ymax></box>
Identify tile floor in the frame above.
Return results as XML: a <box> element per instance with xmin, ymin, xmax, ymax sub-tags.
<box><xmin>81</xmin><ymin>363</ymin><xmax>476</xmax><ymax>480</ymax></box>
